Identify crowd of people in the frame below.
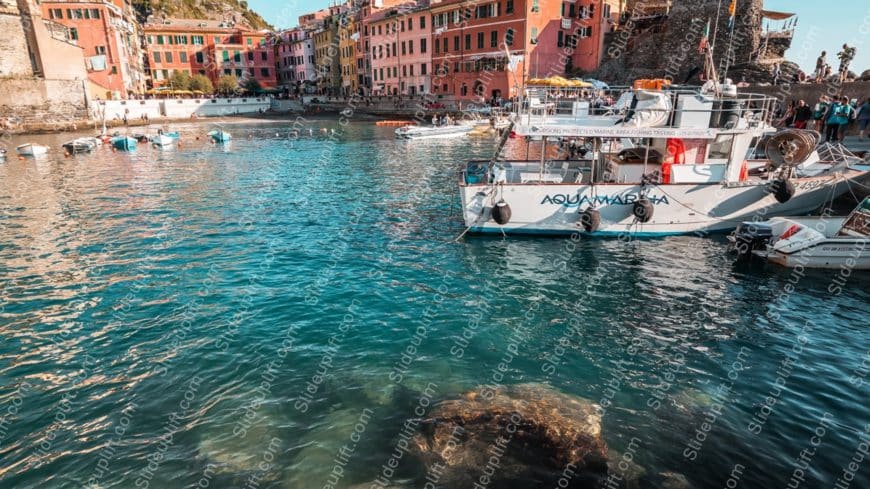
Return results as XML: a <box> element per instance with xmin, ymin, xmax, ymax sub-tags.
<box><xmin>775</xmin><ymin>95</ymin><xmax>870</xmax><ymax>142</ymax></box>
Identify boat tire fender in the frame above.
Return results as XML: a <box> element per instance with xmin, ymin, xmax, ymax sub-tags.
<box><xmin>633</xmin><ymin>198</ymin><xmax>654</xmax><ymax>223</ymax></box>
<box><xmin>581</xmin><ymin>208</ymin><xmax>601</xmax><ymax>232</ymax></box>
<box><xmin>491</xmin><ymin>200</ymin><xmax>512</xmax><ymax>225</ymax></box>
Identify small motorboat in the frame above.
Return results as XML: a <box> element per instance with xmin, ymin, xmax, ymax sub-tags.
<box><xmin>207</xmin><ymin>130</ymin><xmax>232</xmax><ymax>143</ymax></box>
<box><xmin>731</xmin><ymin>197</ymin><xmax>870</xmax><ymax>269</ymax></box>
<box><xmin>111</xmin><ymin>136</ymin><xmax>137</xmax><ymax>151</ymax></box>
<box><xmin>16</xmin><ymin>143</ymin><xmax>50</xmax><ymax>156</ymax></box>
<box><xmin>395</xmin><ymin>123</ymin><xmax>474</xmax><ymax>140</ymax></box>
<box><xmin>151</xmin><ymin>130</ymin><xmax>180</xmax><ymax>147</ymax></box>
<box><xmin>62</xmin><ymin>137</ymin><xmax>98</xmax><ymax>154</ymax></box>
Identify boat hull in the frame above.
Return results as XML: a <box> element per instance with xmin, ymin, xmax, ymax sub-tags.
<box><xmin>460</xmin><ymin>172</ymin><xmax>865</xmax><ymax>236</ymax></box>
<box><xmin>765</xmin><ymin>241</ymin><xmax>870</xmax><ymax>269</ymax></box>
<box><xmin>16</xmin><ymin>144</ymin><xmax>49</xmax><ymax>156</ymax></box>
<box><xmin>396</xmin><ymin>125</ymin><xmax>473</xmax><ymax>140</ymax></box>
<box><xmin>111</xmin><ymin>137</ymin><xmax>137</xmax><ymax>151</ymax></box>
<box><xmin>151</xmin><ymin>135</ymin><xmax>176</xmax><ymax>146</ymax></box>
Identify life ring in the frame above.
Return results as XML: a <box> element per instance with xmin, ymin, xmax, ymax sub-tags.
<box><xmin>633</xmin><ymin>197</ymin><xmax>654</xmax><ymax>223</ymax></box>
<box><xmin>491</xmin><ymin>200</ymin><xmax>512</xmax><ymax>225</ymax></box>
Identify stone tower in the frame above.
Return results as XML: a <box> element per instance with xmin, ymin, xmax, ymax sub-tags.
<box><xmin>594</xmin><ymin>0</ymin><xmax>766</xmax><ymax>84</ymax></box>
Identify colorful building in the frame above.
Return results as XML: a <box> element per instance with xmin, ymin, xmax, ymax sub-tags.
<box><xmin>143</xmin><ymin>19</ymin><xmax>276</xmax><ymax>91</ymax></box>
<box><xmin>338</xmin><ymin>12</ymin><xmax>360</xmax><ymax>96</ymax></box>
<box><xmin>38</xmin><ymin>0</ymin><xmax>145</xmax><ymax>99</ymax></box>
<box><xmin>276</xmin><ymin>27</ymin><xmax>316</xmax><ymax>90</ymax></box>
<box><xmin>313</xmin><ymin>13</ymin><xmax>343</xmax><ymax>95</ymax></box>
<box><xmin>356</xmin><ymin>0</ymin><xmax>417</xmax><ymax>95</ymax></box>
<box><xmin>427</xmin><ymin>0</ymin><xmax>621</xmax><ymax>101</ymax></box>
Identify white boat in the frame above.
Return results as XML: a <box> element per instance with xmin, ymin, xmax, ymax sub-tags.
<box><xmin>62</xmin><ymin>137</ymin><xmax>98</xmax><ymax>154</ymax></box>
<box><xmin>457</xmin><ymin>83</ymin><xmax>870</xmax><ymax>237</ymax></box>
<box><xmin>16</xmin><ymin>143</ymin><xmax>49</xmax><ymax>156</ymax></box>
<box><xmin>0</xmin><ymin>148</ymin><xmax>6</xmax><ymax>160</ymax></box>
<box><xmin>151</xmin><ymin>134</ymin><xmax>176</xmax><ymax>146</ymax></box>
<box><xmin>730</xmin><ymin>197</ymin><xmax>870</xmax><ymax>269</ymax></box>
<box><xmin>396</xmin><ymin>122</ymin><xmax>475</xmax><ymax>140</ymax></box>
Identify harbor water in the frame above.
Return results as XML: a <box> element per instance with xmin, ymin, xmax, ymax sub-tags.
<box><xmin>0</xmin><ymin>120</ymin><xmax>868</xmax><ymax>488</ymax></box>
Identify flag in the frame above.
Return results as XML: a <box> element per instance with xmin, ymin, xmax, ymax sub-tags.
<box><xmin>727</xmin><ymin>0</ymin><xmax>737</xmax><ymax>30</ymax></box>
<box><xmin>698</xmin><ymin>19</ymin><xmax>710</xmax><ymax>53</ymax></box>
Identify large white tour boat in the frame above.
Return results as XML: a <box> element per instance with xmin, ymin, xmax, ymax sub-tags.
<box><xmin>458</xmin><ymin>82</ymin><xmax>869</xmax><ymax>237</ymax></box>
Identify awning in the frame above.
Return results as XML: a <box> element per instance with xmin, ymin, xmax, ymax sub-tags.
<box><xmin>761</xmin><ymin>10</ymin><xmax>795</xmax><ymax>20</ymax></box>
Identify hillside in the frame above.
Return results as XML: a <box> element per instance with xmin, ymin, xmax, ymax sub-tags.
<box><xmin>132</xmin><ymin>0</ymin><xmax>273</xmax><ymax>30</ymax></box>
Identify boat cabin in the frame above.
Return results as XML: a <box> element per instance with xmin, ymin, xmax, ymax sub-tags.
<box><xmin>464</xmin><ymin>84</ymin><xmax>781</xmax><ymax>188</ymax></box>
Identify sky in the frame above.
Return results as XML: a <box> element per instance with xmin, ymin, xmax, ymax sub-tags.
<box><xmin>249</xmin><ymin>0</ymin><xmax>870</xmax><ymax>74</ymax></box>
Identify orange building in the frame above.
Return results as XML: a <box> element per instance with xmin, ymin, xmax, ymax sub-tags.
<box><xmin>39</xmin><ymin>0</ymin><xmax>145</xmax><ymax>99</ymax></box>
<box><xmin>143</xmin><ymin>19</ymin><xmax>277</xmax><ymax>90</ymax></box>
<box><xmin>428</xmin><ymin>0</ymin><xmax>620</xmax><ymax>101</ymax></box>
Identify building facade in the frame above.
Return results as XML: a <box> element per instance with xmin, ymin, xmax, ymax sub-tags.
<box><xmin>429</xmin><ymin>0</ymin><xmax>525</xmax><ymax>101</ymax></box>
<box><xmin>38</xmin><ymin>0</ymin><xmax>145</xmax><ymax>99</ymax></box>
<box><xmin>427</xmin><ymin>0</ymin><xmax>621</xmax><ymax>102</ymax></box>
<box><xmin>143</xmin><ymin>19</ymin><xmax>276</xmax><ymax>91</ymax></box>
<box><xmin>276</xmin><ymin>27</ymin><xmax>316</xmax><ymax>89</ymax></box>
<box><xmin>338</xmin><ymin>12</ymin><xmax>359</xmax><ymax>96</ymax></box>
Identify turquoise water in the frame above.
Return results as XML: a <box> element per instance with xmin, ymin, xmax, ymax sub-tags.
<box><xmin>0</xmin><ymin>120</ymin><xmax>868</xmax><ymax>489</ymax></box>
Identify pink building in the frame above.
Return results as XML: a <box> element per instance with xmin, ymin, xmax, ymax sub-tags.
<box><xmin>368</xmin><ymin>1</ymin><xmax>430</xmax><ymax>95</ymax></box>
<box><xmin>396</xmin><ymin>5</ymin><xmax>432</xmax><ymax>95</ymax></box>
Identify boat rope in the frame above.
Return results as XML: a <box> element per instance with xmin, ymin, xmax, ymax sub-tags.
<box><xmin>650</xmin><ymin>183</ymin><xmax>734</xmax><ymax>223</ymax></box>
<box><xmin>844</xmin><ymin>176</ymin><xmax>870</xmax><ymax>191</ymax></box>
<box><xmin>453</xmin><ymin>187</ymin><xmax>494</xmax><ymax>242</ymax></box>
<box><xmin>841</xmin><ymin>174</ymin><xmax>863</xmax><ymax>205</ymax></box>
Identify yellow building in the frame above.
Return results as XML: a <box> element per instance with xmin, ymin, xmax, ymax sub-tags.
<box><xmin>338</xmin><ymin>13</ymin><xmax>359</xmax><ymax>96</ymax></box>
<box><xmin>313</xmin><ymin>15</ymin><xmax>341</xmax><ymax>95</ymax></box>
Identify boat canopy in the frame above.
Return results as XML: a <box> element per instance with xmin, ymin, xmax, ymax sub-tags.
<box><xmin>527</xmin><ymin>76</ymin><xmax>592</xmax><ymax>88</ymax></box>
<box><xmin>761</xmin><ymin>10</ymin><xmax>796</xmax><ymax>21</ymax></box>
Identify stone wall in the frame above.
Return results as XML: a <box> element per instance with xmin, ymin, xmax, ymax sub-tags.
<box><xmin>747</xmin><ymin>80</ymin><xmax>870</xmax><ymax>104</ymax></box>
<box><xmin>0</xmin><ymin>78</ymin><xmax>90</xmax><ymax>131</ymax></box>
<box><xmin>594</xmin><ymin>0</ymin><xmax>765</xmax><ymax>84</ymax></box>
<box><xmin>0</xmin><ymin>0</ymin><xmax>34</xmax><ymax>77</ymax></box>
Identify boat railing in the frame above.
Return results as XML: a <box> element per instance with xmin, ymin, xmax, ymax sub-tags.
<box><xmin>462</xmin><ymin>160</ymin><xmax>594</xmax><ymax>186</ymax></box>
<box><xmin>518</xmin><ymin>85</ymin><xmax>779</xmax><ymax>130</ymax></box>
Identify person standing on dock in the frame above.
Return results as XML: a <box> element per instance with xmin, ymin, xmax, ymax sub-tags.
<box><xmin>824</xmin><ymin>96</ymin><xmax>853</xmax><ymax>143</ymax></box>
<box><xmin>858</xmin><ymin>98</ymin><xmax>870</xmax><ymax>138</ymax></box>
<box><xmin>814</xmin><ymin>51</ymin><xmax>827</xmax><ymax>83</ymax></box>
<box><xmin>837</xmin><ymin>44</ymin><xmax>856</xmax><ymax>82</ymax></box>
<box><xmin>794</xmin><ymin>100</ymin><xmax>813</xmax><ymax>129</ymax></box>
<box><xmin>813</xmin><ymin>96</ymin><xmax>830</xmax><ymax>133</ymax></box>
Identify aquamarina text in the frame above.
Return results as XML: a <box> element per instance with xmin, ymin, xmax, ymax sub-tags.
<box><xmin>540</xmin><ymin>194</ymin><xmax>671</xmax><ymax>207</ymax></box>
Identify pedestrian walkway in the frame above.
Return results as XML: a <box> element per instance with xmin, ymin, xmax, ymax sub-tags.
<box><xmin>842</xmin><ymin>135</ymin><xmax>870</xmax><ymax>154</ymax></box>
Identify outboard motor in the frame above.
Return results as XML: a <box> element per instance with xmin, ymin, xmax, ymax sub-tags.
<box><xmin>731</xmin><ymin>221</ymin><xmax>774</xmax><ymax>259</ymax></box>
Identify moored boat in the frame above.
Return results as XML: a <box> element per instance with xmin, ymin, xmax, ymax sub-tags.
<box><xmin>111</xmin><ymin>136</ymin><xmax>137</xmax><ymax>151</ymax></box>
<box><xmin>457</xmin><ymin>83</ymin><xmax>870</xmax><ymax>237</ymax></box>
<box><xmin>207</xmin><ymin>129</ymin><xmax>232</xmax><ymax>143</ymax></box>
<box><xmin>395</xmin><ymin>123</ymin><xmax>474</xmax><ymax>140</ymax></box>
<box><xmin>151</xmin><ymin>130</ymin><xmax>180</xmax><ymax>147</ymax></box>
<box><xmin>0</xmin><ymin>148</ymin><xmax>6</xmax><ymax>160</ymax></box>
<box><xmin>62</xmin><ymin>137</ymin><xmax>98</xmax><ymax>154</ymax></box>
<box><xmin>16</xmin><ymin>143</ymin><xmax>50</xmax><ymax>156</ymax></box>
<box><xmin>730</xmin><ymin>197</ymin><xmax>870</xmax><ymax>269</ymax></box>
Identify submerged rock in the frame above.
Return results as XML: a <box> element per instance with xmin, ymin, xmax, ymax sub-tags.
<box><xmin>660</xmin><ymin>471</ymin><xmax>693</xmax><ymax>489</ymax></box>
<box><xmin>411</xmin><ymin>383</ymin><xmax>608</xmax><ymax>488</ymax></box>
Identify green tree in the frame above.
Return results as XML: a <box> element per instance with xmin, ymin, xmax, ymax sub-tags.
<box><xmin>169</xmin><ymin>70</ymin><xmax>191</xmax><ymax>90</ymax></box>
<box><xmin>216</xmin><ymin>74</ymin><xmax>239</xmax><ymax>95</ymax></box>
<box><xmin>189</xmin><ymin>74</ymin><xmax>214</xmax><ymax>94</ymax></box>
<box><xmin>242</xmin><ymin>77</ymin><xmax>262</xmax><ymax>93</ymax></box>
